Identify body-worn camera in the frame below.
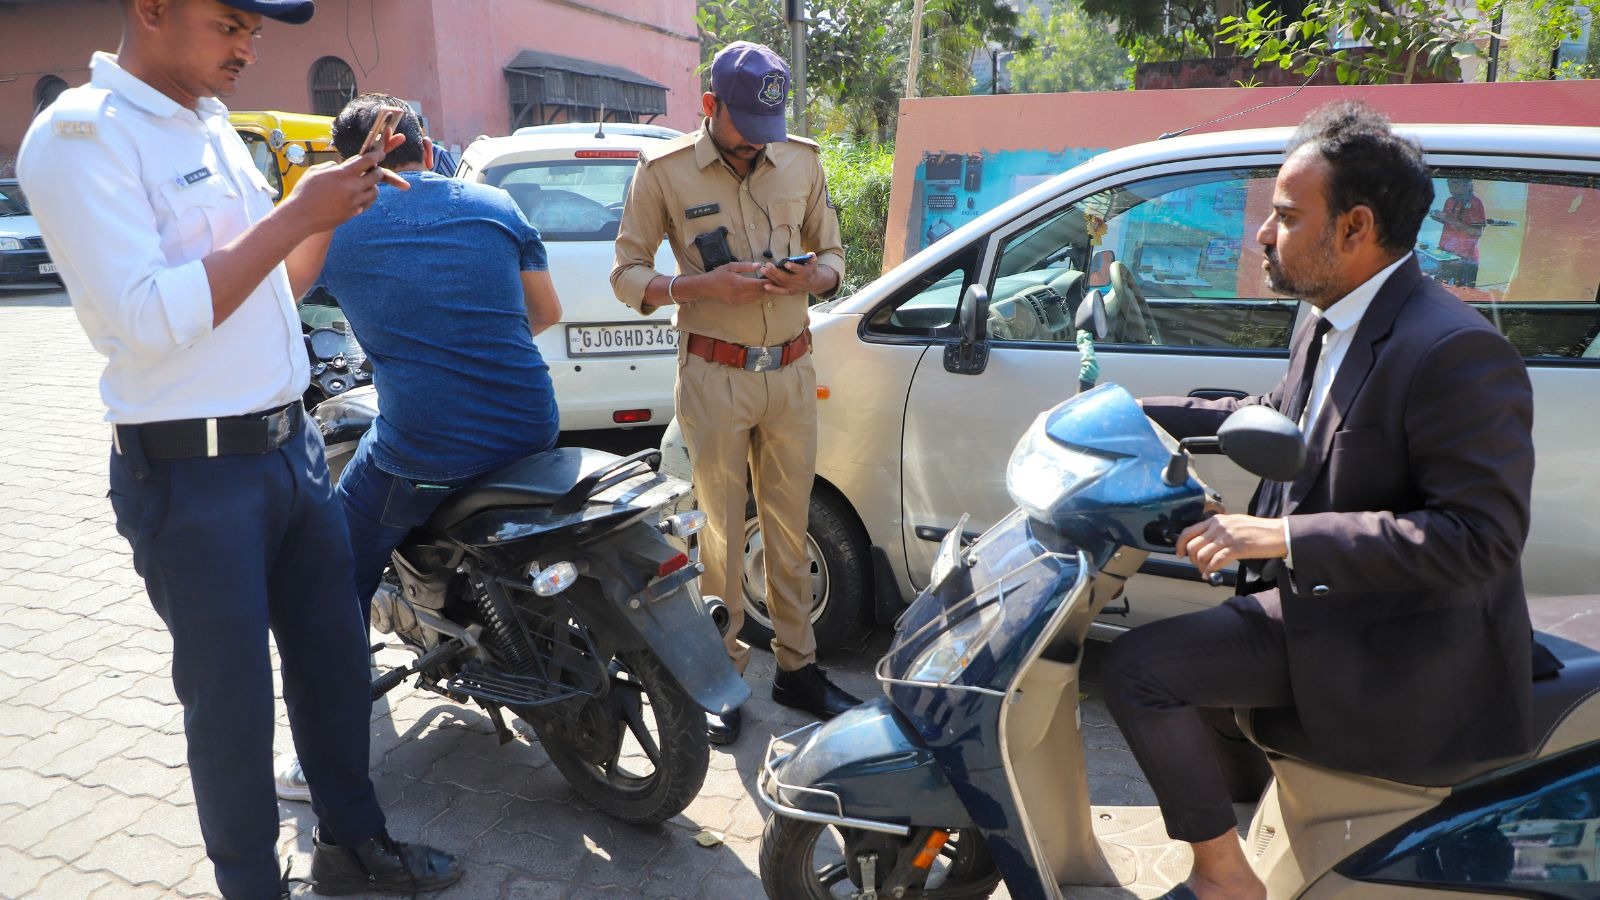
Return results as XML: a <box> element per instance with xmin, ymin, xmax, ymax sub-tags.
<box><xmin>693</xmin><ymin>226</ymin><xmax>736</xmax><ymax>271</ymax></box>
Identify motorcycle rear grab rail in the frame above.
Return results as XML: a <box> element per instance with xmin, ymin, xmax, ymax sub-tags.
<box><xmin>550</xmin><ymin>448</ymin><xmax>664</xmax><ymax>515</ymax></box>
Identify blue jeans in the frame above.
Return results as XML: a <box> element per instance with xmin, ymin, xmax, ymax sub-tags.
<box><xmin>109</xmin><ymin>411</ymin><xmax>385</xmax><ymax>899</ymax></box>
<box><xmin>335</xmin><ymin>431</ymin><xmax>470</xmax><ymax>624</ymax></box>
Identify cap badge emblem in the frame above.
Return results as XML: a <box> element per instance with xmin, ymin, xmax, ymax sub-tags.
<box><xmin>759</xmin><ymin>72</ymin><xmax>787</xmax><ymax>108</ymax></box>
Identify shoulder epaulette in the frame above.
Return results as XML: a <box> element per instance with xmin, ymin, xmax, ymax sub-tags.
<box><xmin>48</xmin><ymin>87</ymin><xmax>112</xmax><ymax>139</ymax></box>
<box><xmin>784</xmin><ymin>135</ymin><xmax>821</xmax><ymax>151</ymax></box>
<box><xmin>640</xmin><ymin>130</ymin><xmax>700</xmax><ymax>163</ymax></box>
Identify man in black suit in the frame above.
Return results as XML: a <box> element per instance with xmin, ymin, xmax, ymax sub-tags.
<box><xmin>1102</xmin><ymin>101</ymin><xmax>1536</xmax><ymax>900</ymax></box>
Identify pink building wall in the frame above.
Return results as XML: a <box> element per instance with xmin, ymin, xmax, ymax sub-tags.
<box><xmin>0</xmin><ymin>0</ymin><xmax>701</xmax><ymax>165</ymax></box>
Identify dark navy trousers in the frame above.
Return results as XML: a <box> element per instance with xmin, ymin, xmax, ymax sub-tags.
<box><xmin>108</xmin><ymin>410</ymin><xmax>385</xmax><ymax>899</ymax></box>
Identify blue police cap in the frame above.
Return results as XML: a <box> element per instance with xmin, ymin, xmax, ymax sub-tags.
<box><xmin>710</xmin><ymin>42</ymin><xmax>789</xmax><ymax>145</ymax></box>
<box><xmin>219</xmin><ymin>0</ymin><xmax>315</xmax><ymax>24</ymax></box>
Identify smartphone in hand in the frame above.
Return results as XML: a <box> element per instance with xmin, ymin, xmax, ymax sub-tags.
<box><xmin>359</xmin><ymin>106</ymin><xmax>408</xmax><ymax>157</ymax></box>
<box><xmin>777</xmin><ymin>253</ymin><xmax>814</xmax><ymax>272</ymax></box>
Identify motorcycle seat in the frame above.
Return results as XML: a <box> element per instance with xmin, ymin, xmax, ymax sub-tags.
<box><xmin>1242</xmin><ymin>595</ymin><xmax>1600</xmax><ymax>787</ymax></box>
<box><xmin>424</xmin><ymin>447</ymin><xmax>625</xmax><ymax>530</ymax></box>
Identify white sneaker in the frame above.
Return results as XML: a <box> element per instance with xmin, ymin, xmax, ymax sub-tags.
<box><xmin>274</xmin><ymin>756</ymin><xmax>312</xmax><ymax>803</ymax></box>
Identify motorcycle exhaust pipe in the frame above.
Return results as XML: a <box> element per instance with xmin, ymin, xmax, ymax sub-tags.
<box><xmin>703</xmin><ymin>594</ymin><xmax>732</xmax><ymax>637</ymax></box>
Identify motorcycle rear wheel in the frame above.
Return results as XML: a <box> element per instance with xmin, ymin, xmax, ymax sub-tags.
<box><xmin>759</xmin><ymin>814</ymin><xmax>1000</xmax><ymax>899</ymax></box>
<box><xmin>530</xmin><ymin>647</ymin><xmax>708</xmax><ymax>824</ymax></box>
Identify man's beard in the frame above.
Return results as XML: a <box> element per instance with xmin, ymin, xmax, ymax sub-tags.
<box><xmin>1264</xmin><ymin>223</ymin><xmax>1343</xmax><ymax>305</ymax></box>
<box><xmin>709</xmin><ymin>121</ymin><xmax>758</xmax><ymax>160</ymax></box>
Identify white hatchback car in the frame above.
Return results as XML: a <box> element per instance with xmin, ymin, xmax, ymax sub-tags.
<box><xmin>667</xmin><ymin>123</ymin><xmax>1600</xmax><ymax>651</ymax></box>
<box><xmin>455</xmin><ymin>123</ymin><xmax>682</xmax><ymax>433</ymax></box>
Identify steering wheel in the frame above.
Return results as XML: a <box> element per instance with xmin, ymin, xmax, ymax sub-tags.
<box><xmin>988</xmin><ymin>295</ymin><xmax>1043</xmax><ymax>341</ymax></box>
<box><xmin>1106</xmin><ymin>261</ymin><xmax>1164</xmax><ymax>345</ymax></box>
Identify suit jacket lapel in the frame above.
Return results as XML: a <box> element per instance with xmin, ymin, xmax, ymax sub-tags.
<box><xmin>1285</xmin><ymin>257</ymin><xmax>1422</xmax><ymax>513</ymax></box>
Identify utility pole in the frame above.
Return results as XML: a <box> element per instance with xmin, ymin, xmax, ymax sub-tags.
<box><xmin>1486</xmin><ymin>9</ymin><xmax>1504</xmax><ymax>82</ymax></box>
<box><xmin>906</xmin><ymin>0</ymin><xmax>926</xmax><ymax>98</ymax></box>
<box><xmin>785</xmin><ymin>0</ymin><xmax>808</xmax><ymax>136</ymax></box>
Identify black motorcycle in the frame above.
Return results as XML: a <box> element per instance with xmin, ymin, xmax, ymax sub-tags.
<box><xmin>300</xmin><ymin>289</ymin><xmax>372</xmax><ymax>408</ymax></box>
<box><xmin>310</xmin><ymin>387</ymin><xmax>747</xmax><ymax>824</ymax></box>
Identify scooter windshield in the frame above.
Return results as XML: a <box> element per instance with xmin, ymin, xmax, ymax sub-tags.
<box><xmin>880</xmin><ymin>510</ymin><xmax>1084</xmax><ymax>694</ymax></box>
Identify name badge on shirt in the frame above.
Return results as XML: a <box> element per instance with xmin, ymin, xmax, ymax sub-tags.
<box><xmin>685</xmin><ymin>203</ymin><xmax>720</xmax><ymax>220</ymax></box>
<box><xmin>179</xmin><ymin>167</ymin><xmax>214</xmax><ymax>187</ymax></box>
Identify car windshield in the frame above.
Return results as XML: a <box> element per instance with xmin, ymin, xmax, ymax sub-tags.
<box><xmin>0</xmin><ymin>183</ymin><xmax>29</xmax><ymax>216</ymax></box>
<box><xmin>482</xmin><ymin>159</ymin><xmax>636</xmax><ymax>242</ymax></box>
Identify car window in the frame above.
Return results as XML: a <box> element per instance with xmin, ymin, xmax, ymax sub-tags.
<box><xmin>865</xmin><ymin>244</ymin><xmax>981</xmax><ymax>337</ymax></box>
<box><xmin>0</xmin><ymin>184</ymin><xmax>30</xmax><ymax>215</ymax></box>
<box><xmin>483</xmin><ymin>159</ymin><xmax>636</xmax><ymax>242</ymax></box>
<box><xmin>1424</xmin><ymin>169</ymin><xmax>1600</xmax><ymax>364</ymax></box>
<box><xmin>992</xmin><ymin>169</ymin><xmax>1297</xmax><ymax>352</ymax></box>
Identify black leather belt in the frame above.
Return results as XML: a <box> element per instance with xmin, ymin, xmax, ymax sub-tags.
<box><xmin>114</xmin><ymin>401</ymin><xmax>302</xmax><ymax>460</ymax></box>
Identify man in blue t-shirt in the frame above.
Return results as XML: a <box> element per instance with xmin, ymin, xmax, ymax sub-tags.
<box><xmin>275</xmin><ymin>93</ymin><xmax>562</xmax><ymax>802</ymax></box>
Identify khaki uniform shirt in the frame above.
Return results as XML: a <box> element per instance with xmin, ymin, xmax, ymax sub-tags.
<box><xmin>610</xmin><ymin>122</ymin><xmax>845</xmax><ymax>347</ymax></box>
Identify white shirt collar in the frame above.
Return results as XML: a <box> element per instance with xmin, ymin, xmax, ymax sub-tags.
<box><xmin>1313</xmin><ymin>252</ymin><xmax>1413</xmax><ymax>334</ymax></box>
<box><xmin>90</xmin><ymin>51</ymin><xmax>230</xmax><ymax>123</ymax></box>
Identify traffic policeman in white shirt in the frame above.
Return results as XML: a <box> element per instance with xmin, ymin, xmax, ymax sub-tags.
<box><xmin>17</xmin><ymin>1</ymin><xmax>461</xmax><ymax>896</ymax></box>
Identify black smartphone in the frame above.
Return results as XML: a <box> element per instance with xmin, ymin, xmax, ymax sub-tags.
<box><xmin>778</xmin><ymin>253</ymin><xmax>814</xmax><ymax>271</ymax></box>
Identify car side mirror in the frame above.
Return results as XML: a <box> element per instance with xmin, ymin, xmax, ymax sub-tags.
<box><xmin>1075</xmin><ymin>290</ymin><xmax>1108</xmax><ymax>339</ymax></box>
<box><xmin>1162</xmin><ymin>404</ymin><xmax>1305</xmax><ymax>485</ymax></box>
<box><xmin>945</xmin><ymin>283</ymin><xmax>991</xmax><ymax>375</ymax></box>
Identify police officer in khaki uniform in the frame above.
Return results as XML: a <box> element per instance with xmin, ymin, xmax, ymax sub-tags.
<box><xmin>611</xmin><ymin>42</ymin><xmax>860</xmax><ymax>745</ymax></box>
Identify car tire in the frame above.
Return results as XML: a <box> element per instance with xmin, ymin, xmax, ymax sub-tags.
<box><xmin>738</xmin><ymin>490</ymin><xmax>872</xmax><ymax>652</ymax></box>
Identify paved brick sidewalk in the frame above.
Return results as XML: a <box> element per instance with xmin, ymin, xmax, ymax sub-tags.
<box><xmin>0</xmin><ymin>289</ymin><xmax>1153</xmax><ymax>899</ymax></box>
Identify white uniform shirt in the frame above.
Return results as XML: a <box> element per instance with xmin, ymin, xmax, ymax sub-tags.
<box><xmin>1285</xmin><ymin>252</ymin><xmax>1413</xmax><ymax>564</ymax></box>
<box><xmin>17</xmin><ymin>52</ymin><xmax>307</xmax><ymax>424</ymax></box>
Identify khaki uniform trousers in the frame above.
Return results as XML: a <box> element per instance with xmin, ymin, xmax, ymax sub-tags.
<box><xmin>675</xmin><ymin>348</ymin><xmax>818</xmax><ymax>673</ymax></box>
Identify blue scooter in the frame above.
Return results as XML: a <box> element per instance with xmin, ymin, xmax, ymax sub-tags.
<box><xmin>757</xmin><ymin>381</ymin><xmax>1600</xmax><ymax>899</ymax></box>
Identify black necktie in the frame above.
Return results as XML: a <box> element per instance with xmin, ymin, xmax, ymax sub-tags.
<box><xmin>1257</xmin><ymin>316</ymin><xmax>1334</xmax><ymax>519</ymax></box>
<box><xmin>1284</xmin><ymin>316</ymin><xmax>1334</xmax><ymax>427</ymax></box>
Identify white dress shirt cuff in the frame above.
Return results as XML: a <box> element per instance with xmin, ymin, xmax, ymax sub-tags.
<box><xmin>158</xmin><ymin>259</ymin><xmax>215</xmax><ymax>350</ymax></box>
<box><xmin>1282</xmin><ymin>517</ymin><xmax>1294</xmax><ymax>570</ymax></box>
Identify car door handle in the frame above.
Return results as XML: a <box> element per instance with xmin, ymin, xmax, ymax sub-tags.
<box><xmin>1188</xmin><ymin>388</ymin><xmax>1249</xmax><ymax>401</ymax></box>
<box><xmin>914</xmin><ymin>525</ymin><xmax>983</xmax><ymax>545</ymax></box>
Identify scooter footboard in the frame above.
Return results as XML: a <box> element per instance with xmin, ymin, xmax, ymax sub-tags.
<box><xmin>759</xmin><ymin>697</ymin><xmax>974</xmax><ymax>835</ymax></box>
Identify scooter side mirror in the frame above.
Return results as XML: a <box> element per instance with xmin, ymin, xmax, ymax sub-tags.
<box><xmin>1217</xmin><ymin>405</ymin><xmax>1306</xmax><ymax>482</ymax></box>
<box><xmin>1074</xmin><ymin>290</ymin><xmax>1108</xmax><ymax>340</ymax></box>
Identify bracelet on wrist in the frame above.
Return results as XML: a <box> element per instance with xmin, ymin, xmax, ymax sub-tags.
<box><xmin>667</xmin><ymin>274</ymin><xmax>681</xmax><ymax>304</ymax></box>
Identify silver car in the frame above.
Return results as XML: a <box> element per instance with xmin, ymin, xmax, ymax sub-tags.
<box><xmin>666</xmin><ymin>124</ymin><xmax>1600</xmax><ymax>649</ymax></box>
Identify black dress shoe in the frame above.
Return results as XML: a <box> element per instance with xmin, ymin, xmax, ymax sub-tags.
<box><xmin>772</xmin><ymin>663</ymin><xmax>862</xmax><ymax>720</ymax></box>
<box><xmin>707</xmin><ymin>707</ymin><xmax>742</xmax><ymax>745</ymax></box>
<box><xmin>310</xmin><ymin>827</ymin><xmax>463</xmax><ymax>895</ymax></box>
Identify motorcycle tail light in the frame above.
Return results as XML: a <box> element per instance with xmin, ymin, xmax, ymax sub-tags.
<box><xmin>532</xmin><ymin>561</ymin><xmax>578</xmax><ymax>596</ymax></box>
<box><xmin>656</xmin><ymin>552</ymin><xmax>690</xmax><ymax>578</ymax></box>
<box><xmin>660</xmin><ymin>510</ymin><xmax>707</xmax><ymax>539</ymax></box>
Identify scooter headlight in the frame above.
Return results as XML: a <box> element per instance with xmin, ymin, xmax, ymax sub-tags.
<box><xmin>902</xmin><ymin>599</ymin><xmax>1003</xmax><ymax>684</ymax></box>
<box><xmin>1005</xmin><ymin>414</ymin><xmax>1115</xmax><ymax>522</ymax></box>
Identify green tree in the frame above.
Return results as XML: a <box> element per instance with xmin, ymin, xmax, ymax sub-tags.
<box><xmin>1008</xmin><ymin>2</ymin><xmax>1132</xmax><ymax>93</ymax></box>
<box><xmin>1078</xmin><ymin>0</ymin><xmax>1281</xmax><ymax>60</ymax></box>
<box><xmin>818</xmin><ymin>139</ymin><xmax>895</xmax><ymax>292</ymax></box>
<box><xmin>695</xmin><ymin>0</ymin><xmax>1031</xmax><ymax>140</ymax></box>
<box><xmin>1218</xmin><ymin>0</ymin><xmax>1598</xmax><ymax>85</ymax></box>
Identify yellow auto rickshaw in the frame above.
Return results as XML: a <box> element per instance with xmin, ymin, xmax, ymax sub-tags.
<box><xmin>229</xmin><ymin>111</ymin><xmax>337</xmax><ymax>204</ymax></box>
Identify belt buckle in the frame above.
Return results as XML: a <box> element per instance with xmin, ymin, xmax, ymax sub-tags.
<box><xmin>744</xmin><ymin>345</ymin><xmax>776</xmax><ymax>372</ymax></box>
<box><xmin>264</xmin><ymin>408</ymin><xmax>291</xmax><ymax>448</ymax></box>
